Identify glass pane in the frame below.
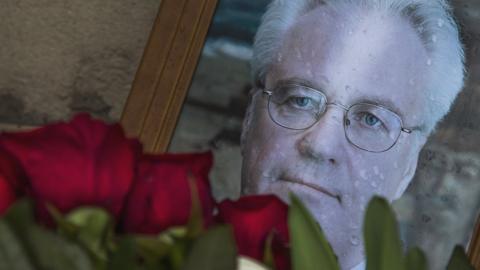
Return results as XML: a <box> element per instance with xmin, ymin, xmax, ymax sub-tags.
<box><xmin>169</xmin><ymin>0</ymin><xmax>269</xmax><ymax>200</ymax></box>
<box><xmin>393</xmin><ymin>2</ymin><xmax>480</xmax><ymax>269</ymax></box>
<box><xmin>170</xmin><ymin>0</ymin><xmax>479</xmax><ymax>269</ymax></box>
<box><xmin>0</xmin><ymin>0</ymin><xmax>161</xmax><ymax>129</ymax></box>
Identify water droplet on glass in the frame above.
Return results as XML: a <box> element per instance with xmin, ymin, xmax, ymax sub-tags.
<box><xmin>421</xmin><ymin>214</ymin><xmax>431</xmax><ymax>223</ymax></box>
<box><xmin>345</xmin><ymin>85</ymin><xmax>351</xmax><ymax>91</ymax></box>
<box><xmin>262</xmin><ymin>172</ymin><xmax>274</xmax><ymax>181</ymax></box>
<box><xmin>426</xmin><ymin>59</ymin><xmax>432</xmax><ymax>66</ymax></box>
<box><xmin>437</xmin><ymin>19</ymin><xmax>444</xmax><ymax>27</ymax></box>
<box><xmin>295</xmin><ymin>47</ymin><xmax>302</xmax><ymax>59</ymax></box>
<box><xmin>379</xmin><ymin>173</ymin><xmax>385</xmax><ymax>180</ymax></box>
<box><xmin>373</xmin><ymin>166</ymin><xmax>379</xmax><ymax>175</ymax></box>
<box><xmin>431</xmin><ymin>35</ymin><xmax>437</xmax><ymax>43</ymax></box>
<box><xmin>349</xmin><ymin>221</ymin><xmax>360</xmax><ymax>229</ymax></box>
<box><xmin>343</xmin><ymin>195</ymin><xmax>352</xmax><ymax>207</ymax></box>
<box><xmin>417</xmin><ymin>26</ymin><xmax>424</xmax><ymax>32</ymax></box>
<box><xmin>408</xmin><ymin>79</ymin><xmax>415</xmax><ymax>86</ymax></box>
<box><xmin>370</xmin><ymin>181</ymin><xmax>378</xmax><ymax>188</ymax></box>
<box><xmin>277</xmin><ymin>53</ymin><xmax>283</xmax><ymax>62</ymax></box>
<box><xmin>360</xmin><ymin>170</ymin><xmax>368</xmax><ymax>180</ymax></box>
<box><xmin>350</xmin><ymin>235</ymin><xmax>360</xmax><ymax>246</ymax></box>
<box><xmin>394</xmin><ymin>162</ymin><xmax>398</xmax><ymax>169</ymax></box>
<box><xmin>348</xmin><ymin>29</ymin><xmax>353</xmax><ymax>35</ymax></box>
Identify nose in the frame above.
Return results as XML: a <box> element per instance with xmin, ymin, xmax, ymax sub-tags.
<box><xmin>295</xmin><ymin>106</ymin><xmax>347</xmax><ymax>164</ymax></box>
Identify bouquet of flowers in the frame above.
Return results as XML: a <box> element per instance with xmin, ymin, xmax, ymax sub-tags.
<box><xmin>0</xmin><ymin>114</ymin><xmax>473</xmax><ymax>270</ymax></box>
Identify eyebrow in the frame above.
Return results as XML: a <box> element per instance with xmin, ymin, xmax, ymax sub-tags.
<box><xmin>274</xmin><ymin>77</ymin><xmax>425</xmax><ymax>131</ymax></box>
<box><xmin>355</xmin><ymin>96</ymin><xmax>405</xmax><ymax>121</ymax></box>
<box><xmin>275</xmin><ymin>77</ymin><xmax>326</xmax><ymax>90</ymax></box>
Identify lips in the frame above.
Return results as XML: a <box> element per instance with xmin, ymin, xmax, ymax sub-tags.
<box><xmin>278</xmin><ymin>174</ymin><xmax>342</xmax><ymax>204</ymax></box>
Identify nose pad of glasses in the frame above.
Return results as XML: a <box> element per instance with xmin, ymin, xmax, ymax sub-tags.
<box><xmin>345</xmin><ymin>118</ymin><xmax>351</xmax><ymax>126</ymax></box>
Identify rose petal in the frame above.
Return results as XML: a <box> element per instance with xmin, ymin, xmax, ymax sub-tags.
<box><xmin>122</xmin><ymin>151</ymin><xmax>215</xmax><ymax>234</ymax></box>
<box><xmin>217</xmin><ymin>195</ymin><xmax>290</xmax><ymax>270</ymax></box>
<box><xmin>0</xmin><ymin>114</ymin><xmax>140</xmax><ymax>223</ymax></box>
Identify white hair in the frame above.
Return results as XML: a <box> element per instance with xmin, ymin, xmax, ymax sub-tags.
<box><xmin>249</xmin><ymin>0</ymin><xmax>465</xmax><ymax>135</ymax></box>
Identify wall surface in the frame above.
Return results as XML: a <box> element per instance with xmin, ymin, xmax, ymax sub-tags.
<box><xmin>0</xmin><ymin>0</ymin><xmax>161</xmax><ymax>127</ymax></box>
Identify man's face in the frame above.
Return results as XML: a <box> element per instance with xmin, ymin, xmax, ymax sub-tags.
<box><xmin>242</xmin><ymin>7</ymin><xmax>429</xmax><ymax>269</ymax></box>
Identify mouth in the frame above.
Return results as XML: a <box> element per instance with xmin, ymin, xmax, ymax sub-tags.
<box><xmin>278</xmin><ymin>175</ymin><xmax>342</xmax><ymax>204</ymax></box>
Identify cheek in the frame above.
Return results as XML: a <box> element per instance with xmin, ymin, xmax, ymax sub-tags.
<box><xmin>351</xmin><ymin>153</ymin><xmax>406</xmax><ymax>199</ymax></box>
<box><xmin>247</xmin><ymin>102</ymin><xmax>296</xmax><ymax>155</ymax></box>
<box><xmin>243</xmin><ymin>109</ymin><xmax>294</xmax><ymax>171</ymax></box>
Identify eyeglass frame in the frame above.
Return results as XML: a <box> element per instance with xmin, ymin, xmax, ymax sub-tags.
<box><xmin>258</xmin><ymin>81</ymin><xmax>420</xmax><ymax>153</ymax></box>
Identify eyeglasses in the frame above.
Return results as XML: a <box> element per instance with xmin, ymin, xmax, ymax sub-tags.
<box><xmin>262</xmin><ymin>82</ymin><xmax>416</xmax><ymax>153</ymax></box>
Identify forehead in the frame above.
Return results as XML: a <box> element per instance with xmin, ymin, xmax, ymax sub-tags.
<box><xmin>267</xmin><ymin>6</ymin><xmax>430</xmax><ymax>125</ymax></box>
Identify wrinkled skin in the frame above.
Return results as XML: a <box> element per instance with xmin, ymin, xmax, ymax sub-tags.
<box><xmin>241</xmin><ymin>7</ymin><xmax>429</xmax><ymax>269</ymax></box>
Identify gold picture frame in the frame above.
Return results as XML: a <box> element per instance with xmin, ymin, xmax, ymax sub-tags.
<box><xmin>121</xmin><ymin>0</ymin><xmax>218</xmax><ymax>153</ymax></box>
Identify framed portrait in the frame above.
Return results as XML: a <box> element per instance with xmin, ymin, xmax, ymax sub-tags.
<box><xmin>1</xmin><ymin>0</ymin><xmax>479</xmax><ymax>269</ymax></box>
<box><xmin>123</xmin><ymin>1</ymin><xmax>480</xmax><ymax>269</ymax></box>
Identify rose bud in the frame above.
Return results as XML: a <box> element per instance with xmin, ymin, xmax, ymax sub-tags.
<box><xmin>122</xmin><ymin>151</ymin><xmax>215</xmax><ymax>234</ymax></box>
<box><xmin>0</xmin><ymin>114</ymin><xmax>140</xmax><ymax>224</ymax></box>
<box><xmin>217</xmin><ymin>195</ymin><xmax>291</xmax><ymax>270</ymax></box>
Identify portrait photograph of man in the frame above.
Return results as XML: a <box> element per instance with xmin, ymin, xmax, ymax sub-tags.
<box><xmin>239</xmin><ymin>1</ymin><xmax>464</xmax><ymax>269</ymax></box>
<box><xmin>169</xmin><ymin>0</ymin><xmax>479</xmax><ymax>269</ymax></box>
<box><xmin>0</xmin><ymin>0</ymin><xmax>479</xmax><ymax>269</ymax></box>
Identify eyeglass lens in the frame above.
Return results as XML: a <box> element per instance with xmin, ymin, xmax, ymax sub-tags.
<box><xmin>267</xmin><ymin>84</ymin><xmax>403</xmax><ymax>152</ymax></box>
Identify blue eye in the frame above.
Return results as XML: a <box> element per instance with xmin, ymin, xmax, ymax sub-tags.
<box><xmin>364</xmin><ymin>113</ymin><xmax>380</xmax><ymax>126</ymax></box>
<box><xmin>292</xmin><ymin>97</ymin><xmax>311</xmax><ymax>107</ymax></box>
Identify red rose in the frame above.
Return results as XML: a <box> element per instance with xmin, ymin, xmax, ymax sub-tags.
<box><xmin>216</xmin><ymin>195</ymin><xmax>290</xmax><ymax>270</ymax></box>
<box><xmin>122</xmin><ymin>151</ymin><xmax>215</xmax><ymax>234</ymax></box>
<box><xmin>0</xmin><ymin>114</ymin><xmax>140</xmax><ymax>223</ymax></box>
<box><xmin>0</xmin><ymin>148</ymin><xmax>24</xmax><ymax>214</ymax></box>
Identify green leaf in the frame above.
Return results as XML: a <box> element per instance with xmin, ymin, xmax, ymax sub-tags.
<box><xmin>135</xmin><ymin>235</ymin><xmax>173</xmax><ymax>263</ymax></box>
<box><xmin>363</xmin><ymin>196</ymin><xmax>404</xmax><ymax>270</ymax></box>
<box><xmin>2</xmin><ymin>200</ymin><xmax>93</xmax><ymax>270</ymax></box>
<box><xmin>262</xmin><ymin>231</ymin><xmax>275</xmax><ymax>269</ymax></box>
<box><xmin>108</xmin><ymin>237</ymin><xmax>139</xmax><ymax>270</ymax></box>
<box><xmin>186</xmin><ymin>172</ymin><xmax>204</xmax><ymax>238</ymax></box>
<box><xmin>23</xmin><ymin>225</ymin><xmax>94</xmax><ymax>270</ymax></box>
<box><xmin>405</xmin><ymin>247</ymin><xmax>427</xmax><ymax>270</ymax></box>
<box><xmin>289</xmin><ymin>194</ymin><xmax>340</xmax><ymax>270</ymax></box>
<box><xmin>0</xmin><ymin>220</ymin><xmax>36</xmax><ymax>270</ymax></box>
<box><xmin>47</xmin><ymin>204</ymin><xmax>78</xmax><ymax>237</ymax></box>
<box><xmin>181</xmin><ymin>226</ymin><xmax>237</xmax><ymax>270</ymax></box>
<box><xmin>446</xmin><ymin>245</ymin><xmax>475</xmax><ymax>270</ymax></box>
<box><xmin>4</xmin><ymin>199</ymin><xmax>35</xmax><ymax>229</ymax></box>
<box><xmin>65</xmin><ymin>207</ymin><xmax>114</xmax><ymax>259</ymax></box>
